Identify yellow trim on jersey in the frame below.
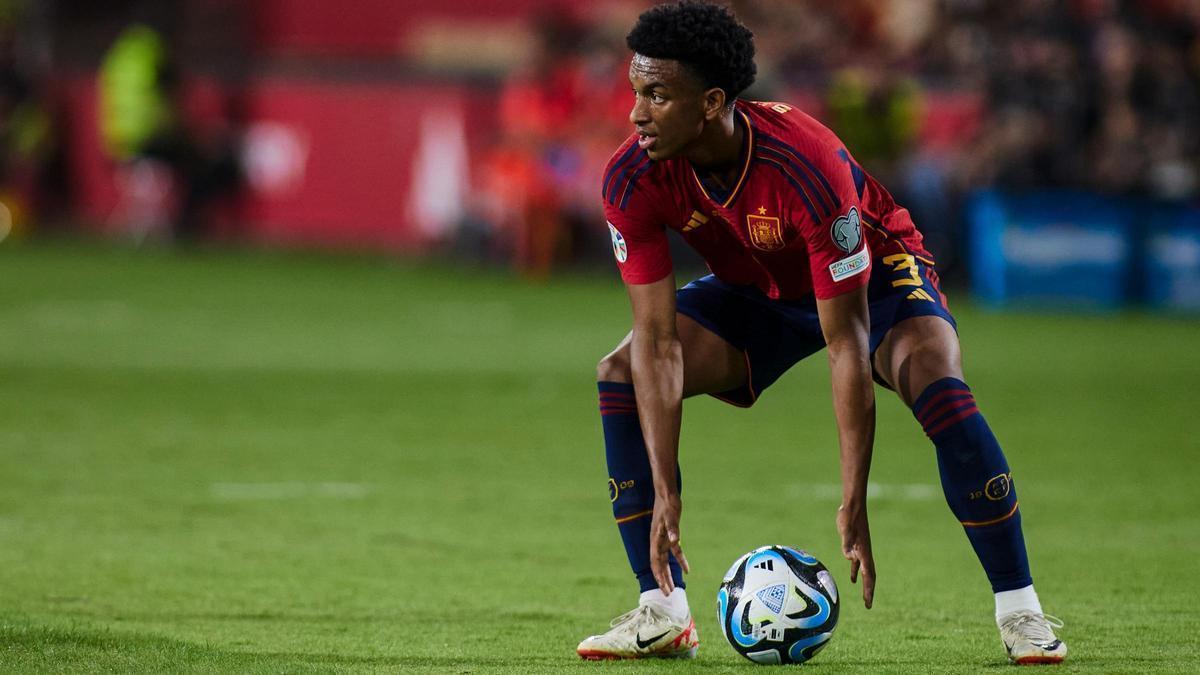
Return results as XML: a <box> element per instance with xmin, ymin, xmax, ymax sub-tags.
<box><xmin>860</xmin><ymin>217</ymin><xmax>938</xmax><ymax>267</ymax></box>
<box><xmin>690</xmin><ymin>109</ymin><xmax>754</xmax><ymax>209</ymax></box>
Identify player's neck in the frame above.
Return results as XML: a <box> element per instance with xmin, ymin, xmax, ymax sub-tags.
<box><xmin>683</xmin><ymin>109</ymin><xmax>743</xmax><ymax>180</ymax></box>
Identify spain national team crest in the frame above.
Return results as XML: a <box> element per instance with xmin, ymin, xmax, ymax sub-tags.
<box><xmin>746</xmin><ymin>214</ymin><xmax>785</xmax><ymax>251</ymax></box>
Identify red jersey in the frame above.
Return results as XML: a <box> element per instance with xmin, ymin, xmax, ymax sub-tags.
<box><xmin>601</xmin><ymin>100</ymin><xmax>933</xmax><ymax>300</ymax></box>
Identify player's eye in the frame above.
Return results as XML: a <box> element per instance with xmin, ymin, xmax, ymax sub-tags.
<box><xmin>650</xmin><ymin>93</ymin><xmax>666</xmax><ymax>104</ymax></box>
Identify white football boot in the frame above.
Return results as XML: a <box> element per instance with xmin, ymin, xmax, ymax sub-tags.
<box><xmin>576</xmin><ymin>604</ymin><xmax>699</xmax><ymax>660</ymax></box>
<box><xmin>998</xmin><ymin>610</ymin><xmax>1067</xmax><ymax>664</ymax></box>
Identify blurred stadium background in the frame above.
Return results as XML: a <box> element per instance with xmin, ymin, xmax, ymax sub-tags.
<box><xmin>2</xmin><ymin>1</ymin><xmax>1200</xmax><ymax>672</ymax></box>
<box><xmin>0</xmin><ymin>0</ymin><xmax>1199</xmax><ymax>307</ymax></box>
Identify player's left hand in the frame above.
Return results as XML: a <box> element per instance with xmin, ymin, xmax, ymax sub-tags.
<box><xmin>649</xmin><ymin>492</ymin><xmax>689</xmax><ymax>595</ymax></box>
<box><xmin>837</xmin><ymin>502</ymin><xmax>875</xmax><ymax>609</ymax></box>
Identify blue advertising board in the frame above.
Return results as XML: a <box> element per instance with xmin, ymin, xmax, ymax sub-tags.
<box><xmin>967</xmin><ymin>191</ymin><xmax>1134</xmax><ymax>309</ymax></box>
<box><xmin>1142</xmin><ymin>204</ymin><xmax>1200</xmax><ymax>312</ymax></box>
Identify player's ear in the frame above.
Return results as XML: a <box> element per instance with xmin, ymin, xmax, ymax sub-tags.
<box><xmin>703</xmin><ymin>87</ymin><xmax>727</xmax><ymax>121</ymax></box>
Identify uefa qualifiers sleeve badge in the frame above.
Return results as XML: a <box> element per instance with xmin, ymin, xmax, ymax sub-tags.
<box><xmin>830</xmin><ymin>206</ymin><xmax>862</xmax><ymax>254</ymax></box>
<box><xmin>828</xmin><ymin>207</ymin><xmax>869</xmax><ymax>282</ymax></box>
<box><xmin>607</xmin><ymin>222</ymin><xmax>628</xmax><ymax>263</ymax></box>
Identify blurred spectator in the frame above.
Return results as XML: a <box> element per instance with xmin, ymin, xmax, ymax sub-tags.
<box><xmin>0</xmin><ymin>0</ymin><xmax>53</xmax><ymax>238</ymax></box>
<box><xmin>825</xmin><ymin>65</ymin><xmax>922</xmax><ymax>188</ymax></box>
<box><xmin>472</xmin><ymin>6</ymin><xmax>642</xmax><ymax>277</ymax></box>
<box><xmin>965</xmin><ymin>0</ymin><xmax>1200</xmax><ymax>200</ymax></box>
<box><xmin>474</xmin><ymin>10</ymin><xmax>584</xmax><ymax>277</ymax></box>
<box><xmin>98</xmin><ymin>11</ymin><xmax>239</xmax><ymax>244</ymax></box>
<box><xmin>27</xmin><ymin>0</ymin><xmax>1200</xmax><ymax>269</ymax></box>
<box><xmin>487</xmin><ymin>0</ymin><xmax>1200</xmax><ymax>274</ymax></box>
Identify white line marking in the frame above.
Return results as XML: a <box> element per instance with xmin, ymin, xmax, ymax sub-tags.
<box><xmin>784</xmin><ymin>482</ymin><xmax>939</xmax><ymax>501</ymax></box>
<box><xmin>209</xmin><ymin>482</ymin><xmax>370</xmax><ymax>501</ymax></box>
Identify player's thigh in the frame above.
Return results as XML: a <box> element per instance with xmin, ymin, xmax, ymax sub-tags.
<box><xmin>677</xmin><ymin>312</ymin><xmax>747</xmax><ymax>396</ymax></box>
<box><xmin>595</xmin><ymin>313</ymin><xmax>747</xmax><ymax>397</ymax></box>
<box><xmin>873</xmin><ymin>315</ymin><xmax>963</xmax><ymax>407</ymax></box>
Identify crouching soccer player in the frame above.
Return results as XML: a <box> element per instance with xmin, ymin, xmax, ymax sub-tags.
<box><xmin>576</xmin><ymin>1</ymin><xmax>1067</xmax><ymax>665</ymax></box>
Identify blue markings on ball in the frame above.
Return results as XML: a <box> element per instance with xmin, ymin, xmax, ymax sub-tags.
<box><xmin>791</xmin><ymin>578</ymin><xmax>832</xmax><ymax>629</ymax></box>
<box><xmin>756</xmin><ymin>583</ymin><xmax>787</xmax><ymax>614</ymax></box>
<box><xmin>782</xmin><ymin>546</ymin><xmax>820</xmax><ymax>565</ymax></box>
<box><xmin>718</xmin><ymin>545</ymin><xmax>840</xmax><ymax>665</ymax></box>
<box><xmin>787</xmin><ymin>631</ymin><xmax>834</xmax><ymax>662</ymax></box>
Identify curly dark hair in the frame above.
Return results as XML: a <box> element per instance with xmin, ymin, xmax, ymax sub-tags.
<box><xmin>626</xmin><ymin>1</ymin><xmax>756</xmax><ymax>103</ymax></box>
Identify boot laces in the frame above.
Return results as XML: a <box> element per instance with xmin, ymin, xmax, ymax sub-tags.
<box><xmin>1001</xmin><ymin>610</ymin><xmax>1063</xmax><ymax>643</ymax></box>
<box><xmin>610</xmin><ymin>604</ymin><xmax>667</xmax><ymax>629</ymax></box>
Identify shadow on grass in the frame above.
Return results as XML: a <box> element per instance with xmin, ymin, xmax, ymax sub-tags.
<box><xmin>6</xmin><ymin>619</ymin><xmax>1126</xmax><ymax>673</ymax></box>
<box><xmin>0</xmin><ymin>619</ymin><xmax>652</xmax><ymax>673</ymax></box>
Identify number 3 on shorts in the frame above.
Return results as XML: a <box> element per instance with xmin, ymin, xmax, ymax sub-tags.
<box><xmin>882</xmin><ymin>253</ymin><xmax>922</xmax><ymax>288</ymax></box>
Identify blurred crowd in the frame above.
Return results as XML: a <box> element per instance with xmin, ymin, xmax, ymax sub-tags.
<box><xmin>0</xmin><ymin>0</ymin><xmax>53</xmax><ymax>239</ymax></box>
<box><xmin>478</xmin><ymin>0</ymin><xmax>1200</xmax><ymax>273</ymax></box>
<box><xmin>1</xmin><ymin>0</ymin><xmax>1198</xmax><ymax>273</ymax></box>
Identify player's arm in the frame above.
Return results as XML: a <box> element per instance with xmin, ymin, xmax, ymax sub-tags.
<box><xmin>815</xmin><ymin>284</ymin><xmax>877</xmax><ymax>609</ymax></box>
<box><xmin>626</xmin><ymin>274</ymin><xmax>690</xmax><ymax>594</ymax></box>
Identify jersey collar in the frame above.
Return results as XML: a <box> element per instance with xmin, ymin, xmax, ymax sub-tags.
<box><xmin>690</xmin><ymin>106</ymin><xmax>754</xmax><ymax>209</ymax></box>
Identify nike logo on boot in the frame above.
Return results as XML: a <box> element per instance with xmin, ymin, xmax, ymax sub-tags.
<box><xmin>636</xmin><ymin>630</ymin><xmax>670</xmax><ymax>648</ymax></box>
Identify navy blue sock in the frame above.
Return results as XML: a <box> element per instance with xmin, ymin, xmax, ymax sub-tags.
<box><xmin>599</xmin><ymin>381</ymin><xmax>684</xmax><ymax>593</ymax></box>
<box><xmin>912</xmin><ymin>377</ymin><xmax>1032</xmax><ymax>592</ymax></box>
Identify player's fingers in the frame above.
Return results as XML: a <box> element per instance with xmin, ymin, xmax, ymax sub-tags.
<box><xmin>651</xmin><ymin>545</ymin><xmax>673</xmax><ymax>594</ymax></box>
<box><xmin>658</xmin><ymin>563</ymin><xmax>674</xmax><ymax>594</ymax></box>
<box><xmin>862</xmin><ymin>561</ymin><xmax>876</xmax><ymax>608</ymax></box>
<box><xmin>849</xmin><ymin>555</ymin><xmax>860</xmax><ymax>584</ymax></box>
<box><xmin>673</xmin><ymin>542</ymin><xmax>690</xmax><ymax>574</ymax></box>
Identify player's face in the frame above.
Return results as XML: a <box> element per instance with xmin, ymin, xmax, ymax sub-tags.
<box><xmin>628</xmin><ymin>54</ymin><xmax>710</xmax><ymax>161</ymax></box>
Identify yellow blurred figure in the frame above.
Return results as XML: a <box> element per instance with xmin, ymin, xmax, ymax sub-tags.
<box><xmin>826</xmin><ymin>66</ymin><xmax>922</xmax><ymax>183</ymax></box>
<box><xmin>98</xmin><ymin>24</ymin><xmax>176</xmax><ymax>161</ymax></box>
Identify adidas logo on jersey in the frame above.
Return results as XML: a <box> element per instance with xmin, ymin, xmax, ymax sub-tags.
<box><xmin>682</xmin><ymin>211</ymin><xmax>709</xmax><ymax>232</ymax></box>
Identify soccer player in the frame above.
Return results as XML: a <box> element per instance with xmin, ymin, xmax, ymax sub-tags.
<box><xmin>577</xmin><ymin>1</ymin><xmax>1067</xmax><ymax>665</ymax></box>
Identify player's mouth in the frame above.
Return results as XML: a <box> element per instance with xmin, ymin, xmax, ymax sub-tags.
<box><xmin>637</xmin><ymin>133</ymin><xmax>658</xmax><ymax>151</ymax></box>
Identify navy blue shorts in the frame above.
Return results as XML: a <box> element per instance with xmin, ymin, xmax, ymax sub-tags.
<box><xmin>675</xmin><ymin>255</ymin><xmax>956</xmax><ymax>407</ymax></box>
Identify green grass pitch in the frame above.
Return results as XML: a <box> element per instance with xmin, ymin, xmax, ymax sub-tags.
<box><xmin>1</xmin><ymin>241</ymin><xmax>1198</xmax><ymax>673</ymax></box>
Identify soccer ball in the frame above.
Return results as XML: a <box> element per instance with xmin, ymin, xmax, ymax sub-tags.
<box><xmin>717</xmin><ymin>545</ymin><xmax>839</xmax><ymax>665</ymax></box>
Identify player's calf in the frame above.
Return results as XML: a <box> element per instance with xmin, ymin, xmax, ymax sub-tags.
<box><xmin>911</xmin><ymin>376</ymin><xmax>1030</xmax><ymax>591</ymax></box>
<box><xmin>911</xmin><ymin>377</ymin><xmax>1068</xmax><ymax>663</ymax></box>
<box><xmin>598</xmin><ymin>381</ymin><xmax>685</xmax><ymax>594</ymax></box>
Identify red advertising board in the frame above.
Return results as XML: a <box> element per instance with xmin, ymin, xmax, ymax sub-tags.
<box><xmin>60</xmin><ymin>72</ymin><xmax>496</xmax><ymax>251</ymax></box>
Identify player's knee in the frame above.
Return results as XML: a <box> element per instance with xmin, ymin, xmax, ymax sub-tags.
<box><xmin>902</xmin><ymin>343</ymin><xmax>962</xmax><ymax>402</ymax></box>
<box><xmin>597</xmin><ymin>348</ymin><xmax>632</xmax><ymax>383</ymax></box>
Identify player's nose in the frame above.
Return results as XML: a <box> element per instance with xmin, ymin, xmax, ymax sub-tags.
<box><xmin>629</xmin><ymin>99</ymin><xmax>650</xmax><ymax>127</ymax></box>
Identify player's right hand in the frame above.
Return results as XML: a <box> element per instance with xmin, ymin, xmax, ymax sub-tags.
<box><xmin>649</xmin><ymin>492</ymin><xmax>689</xmax><ymax>595</ymax></box>
<box><xmin>836</xmin><ymin>502</ymin><xmax>876</xmax><ymax>609</ymax></box>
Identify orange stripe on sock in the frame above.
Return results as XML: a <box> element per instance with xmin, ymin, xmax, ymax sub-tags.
<box><xmin>961</xmin><ymin>501</ymin><xmax>1019</xmax><ymax>527</ymax></box>
<box><xmin>615</xmin><ymin>509</ymin><xmax>653</xmax><ymax>524</ymax></box>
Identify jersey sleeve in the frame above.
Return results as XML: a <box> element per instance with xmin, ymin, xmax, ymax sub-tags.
<box><xmin>803</xmin><ymin>148</ymin><xmax>872</xmax><ymax>300</ymax></box>
<box><xmin>601</xmin><ymin>147</ymin><xmax>672</xmax><ymax>285</ymax></box>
